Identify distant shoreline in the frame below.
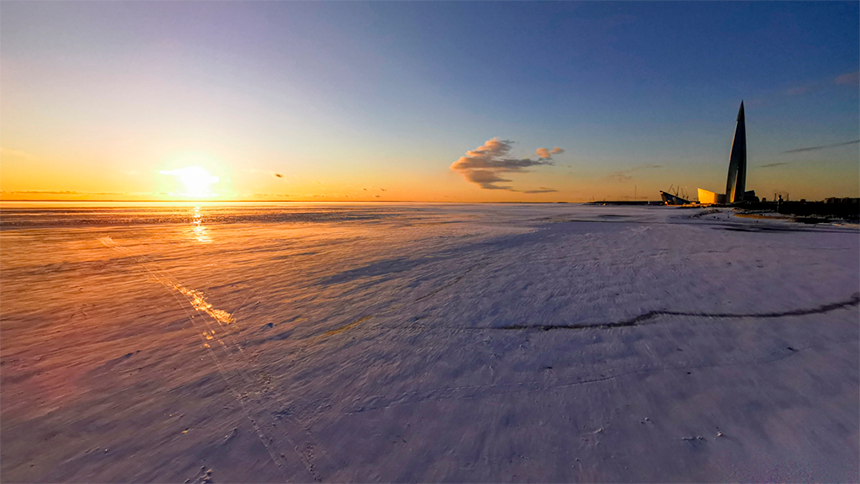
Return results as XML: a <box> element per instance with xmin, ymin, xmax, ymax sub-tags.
<box><xmin>0</xmin><ymin>199</ymin><xmax>593</xmax><ymax>204</ymax></box>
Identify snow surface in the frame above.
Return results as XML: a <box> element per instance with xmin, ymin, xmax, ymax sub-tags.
<box><xmin>1</xmin><ymin>203</ymin><xmax>858</xmax><ymax>482</ymax></box>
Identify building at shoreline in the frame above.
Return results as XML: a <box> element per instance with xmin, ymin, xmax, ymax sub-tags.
<box><xmin>725</xmin><ymin>101</ymin><xmax>748</xmax><ymax>203</ymax></box>
<box><xmin>691</xmin><ymin>101</ymin><xmax>757</xmax><ymax>205</ymax></box>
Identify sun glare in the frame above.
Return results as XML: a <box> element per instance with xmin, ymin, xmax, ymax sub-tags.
<box><xmin>160</xmin><ymin>166</ymin><xmax>219</xmax><ymax>198</ymax></box>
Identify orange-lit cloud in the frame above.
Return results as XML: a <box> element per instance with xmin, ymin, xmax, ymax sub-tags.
<box><xmin>536</xmin><ymin>147</ymin><xmax>565</xmax><ymax>158</ymax></box>
<box><xmin>451</xmin><ymin>138</ymin><xmax>562</xmax><ymax>191</ymax></box>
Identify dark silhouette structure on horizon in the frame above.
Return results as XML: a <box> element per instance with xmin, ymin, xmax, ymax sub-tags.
<box><xmin>725</xmin><ymin>101</ymin><xmax>747</xmax><ymax>203</ymax></box>
<box><xmin>692</xmin><ymin>101</ymin><xmax>755</xmax><ymax>205</ymax></box>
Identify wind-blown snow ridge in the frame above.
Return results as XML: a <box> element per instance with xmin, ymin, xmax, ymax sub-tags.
<box><xmin>492</xmin><ymin>293</ymin><xmax>860</xmax><ymax>331</ymax></box>
<box><xmin>320</xmin><ymin>316</ymin><xmax>372</xmax><ymax>339</ymax></box>
<box><xmin>345</xmin><ymin>345</ymin><xmax>805</xmax><ymax>415</ymax></box>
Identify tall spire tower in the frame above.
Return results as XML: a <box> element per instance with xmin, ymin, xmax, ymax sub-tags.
<box><xmin>725</xmin><ymin>101</ymin><xmax>747</xmax><ymax>203</ymax></box>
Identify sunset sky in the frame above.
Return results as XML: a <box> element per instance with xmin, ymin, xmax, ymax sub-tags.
<box><xmin>1</xmin><ymin>1</ymin><xmax>858</xmax><ymax>202</ymax></box>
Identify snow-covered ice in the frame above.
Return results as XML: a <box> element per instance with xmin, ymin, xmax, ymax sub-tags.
<box><xmin>1</xmin><ymin>202</ymin><xmax>858</xmax><ymax>482</ymax></box>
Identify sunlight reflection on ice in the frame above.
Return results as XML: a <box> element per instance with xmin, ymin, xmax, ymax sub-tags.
<box><xmin>190</xmin><ymin>206</ymin><xmax>211</xmax><ymax>243</ymax></box>
<box><xmin>171</xmin><ymin>283</ymin><xmax>234</xmax><ymax>324</ymax></box>
<box><xmin>98</xmin><ymin>234</ymin><xmax>231</xmax><ymax>324</ymax></box>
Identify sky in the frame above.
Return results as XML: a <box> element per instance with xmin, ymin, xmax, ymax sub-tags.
<box><xmin>1</xmin><ymin>1</ymin><xmax>858</xmax><ymax>202</ymax></box>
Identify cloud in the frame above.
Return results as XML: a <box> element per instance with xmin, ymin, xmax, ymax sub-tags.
<box><xmin>460</xmin><ymin>170</ymin><xmax>513</xmax><ymax>190</ymax></box>
<box><xmin>523</xmin><ymin>187</ymin><xmax>557</xmax><ymax>194</ymax></box>
<box><xmin>607</xmin><ymin>164</ymin><xmax>662</xmax><ymax>182</ymax></box>
<box><xmin>782</xmin><ymin>139</ymin><xmax>859</xmax><ymax>154</ymax></box>
<box><xmin>759</xmin><ymin>162</ymin><xmax>789</xmax><ymax>168</ymax></box>
<box><xmin>608</xmin><ymin>172</ymin><xmax>634</xmax><ymax>183</ymax></box>
<box><xmin>451</xmin><ymin>138</ymin><xmax>557</xmax><ymax>191</ymax></box>
<box><xmin>463</xmin><ymin>170</ymin><xmax>513</xmax><ymax>190</ymax></box>
<box><xmin>0</xmin><ymin>190</ymin><xmax>156</xmax><ymax>198</ymax></box>
<box><xmin>835</xmin><ymin>71</ymin><xmax>859</xmax><ymax>86</ymax></box>
<box><xmin>1</xmin><ymin>190</ymin><xmax>82</xmax><ymax>195</ymax></box>
<box><xmin>248</xmin><ymin>193</ymin><xmax>291</xmax><ymax>198</ymax></box>
<box><xmin>536</xmin><ymin>146</ymin><xmax>566</xmax><ymax>159</ymax></box>
<box><xmin>743</xmin><ymin>70</ymin><xmax>858</xmax><ymax>108</ymax></box>
<box><xmin>0</xmin><ymin>147</ymin><xmax>34</xmax><ymax>159</ymax></box>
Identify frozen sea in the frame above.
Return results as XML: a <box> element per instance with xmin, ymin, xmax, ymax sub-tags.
<box><xmin>1</xmin><ymin>202</ymin><xmax>858</xmax><ymax>482</ymax></box>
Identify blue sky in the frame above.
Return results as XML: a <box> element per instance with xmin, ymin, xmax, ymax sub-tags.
<box><xmin>1</xmin><ymin>1</ymin><xmax>857</xmax><ymax>201</ymax></box>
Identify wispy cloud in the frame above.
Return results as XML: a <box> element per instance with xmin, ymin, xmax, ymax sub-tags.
<box><xmin>748</xmin><ymin>70</ymin><xmax>859</xmax><ymax>107</ymax></box>
<box><xmin>782</xmin><ymin>139</ymin><xmax>859</xmax><ymax>154</ymax></box>
<box><xmin>607</xmin><ymin>164</ymin><xmax>662</xmax><ymax>182</ymax></box>
<box><xmin>0</xmin><ymin>190</ymin><xmax>150</xmax><ymax>198</ymax></box>
<box><xmin>0</xmin><ymin>147</ymin><xmax>35</xmax><ymax>160</ymax></box>
<box><xmin>1</xmin><ymin>190</ymin><xmax>82</xmax><ymax>195</ymax></box>
<box><xmin>835</xmin><ymin>71</ymin><xmax>859</xmax><ymax>86</ymax></box>
<box><xmin>246</xmin><ymin>193</ymin><xmax>291</xmax><ymax>199</ymax></box>
<box><xmin>523</xmin><ymin>187</ymin><xmax>557</xmax><ymax>194</ymax></box>
<box><xmin>451</xmin><ymin>138</ymin><xmax>562</xmax><ymax>191</ymax></box>
<box><xmin>759</xmin><ymin>162</ymin><xmax>789</xmax><ymax>168</ymax></box>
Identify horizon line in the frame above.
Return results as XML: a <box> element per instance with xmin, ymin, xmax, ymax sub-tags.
<box><xmin>0</xmin><ymin>199</ymin><xmax>592</xmax><ymax>204</ymax></box>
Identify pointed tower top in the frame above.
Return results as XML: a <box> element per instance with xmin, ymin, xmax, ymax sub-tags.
<box><xmin>737</xmin><ymin>101</ymin><xmax>745</xmax><ymax>121</ymax></box>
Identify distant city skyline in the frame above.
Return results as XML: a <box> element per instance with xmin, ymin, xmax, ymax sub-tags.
<box><xmin>2</xmin><ymin>1</ymin><xmax>858</xmax><ymax>202</ymax></box>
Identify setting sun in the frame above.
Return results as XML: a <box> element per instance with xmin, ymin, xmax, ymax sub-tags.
<box><xmin>160</xmin><ymin>166</ymin><xmax>219</xmax><ymax>198</ymax></box>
